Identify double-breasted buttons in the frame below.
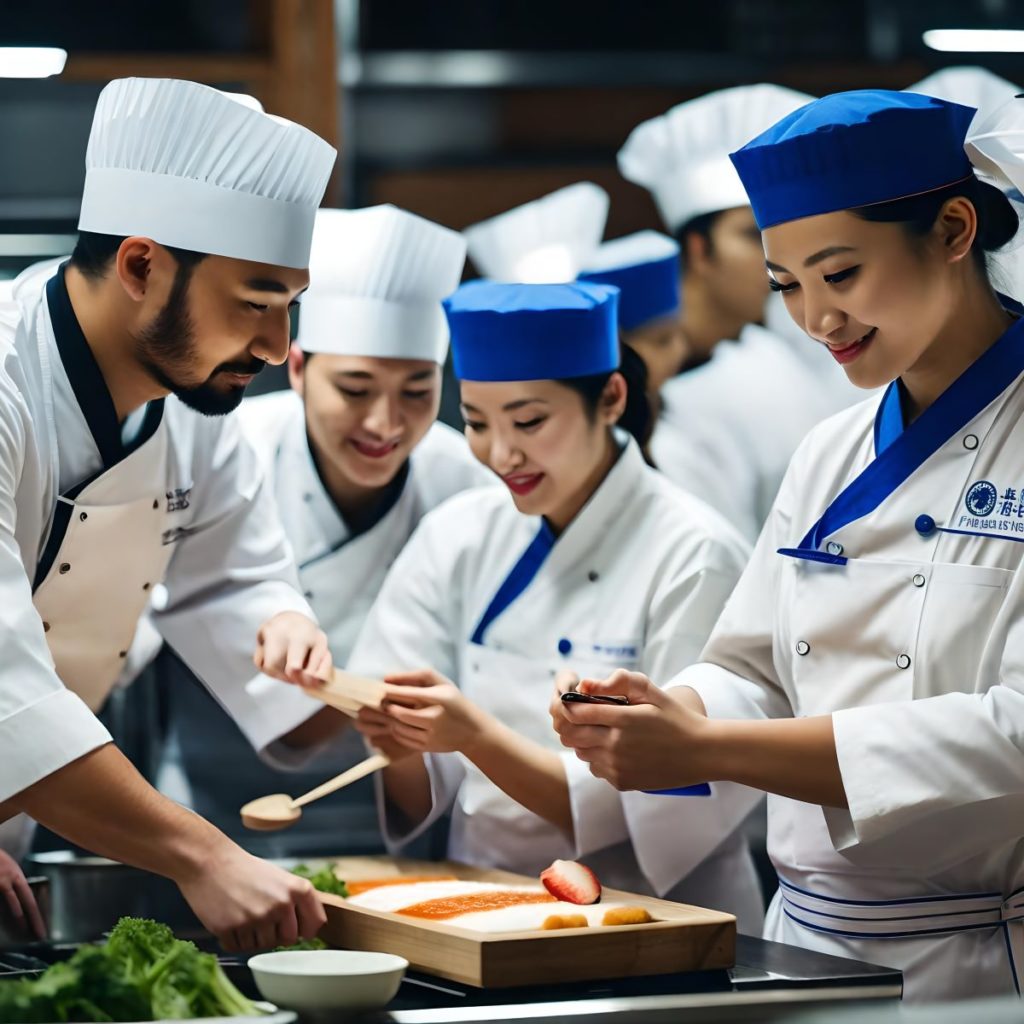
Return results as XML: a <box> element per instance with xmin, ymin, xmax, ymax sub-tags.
<box><xmin>79</xmin><ymin>512</ymin><xmax>88</xmax><ymax>522</ymax></box>
<box><xmin>896</xmin><ymin>654</ymin><xmax>912</xmax><ymax>670</ymax></box>
<box><xmin>912</xmin><ymin>573</ymin><xmax>926</xmax><ymax>588</ymax></box>
<box><xmin>558</xmin><ymin>638</ymin><xmax>573</xmax><ymax>656</ymax></box>
<box><xmin>587</xmin><ymin>570</ymin><xmax>599</xmax><ymax>583</ymax></box>
<box><xmin>796</xmin><ymin>640</ymin><xmax>810</xmax><ymax>656</ymax></box>
<box><xmin>59</xmin><ymin>562</ymin><xmax>71</xmax><ymax>575</ymax></box>
<box><xmin>963</xmin><ymin>434</ymin><xmax>979</xmax><ymax>451</ymax></box>
<box><xmin>826</xmin><ymin>542</ymin><xmax>844</xmax><ymax>556</ymax></box>
<box><xmin>42</xmin><ymin>622</ymin><xmax>50</xmax><ymax>633</ymax></box>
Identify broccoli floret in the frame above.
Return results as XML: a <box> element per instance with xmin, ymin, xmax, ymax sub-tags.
<box><xmin>273</xmin><ymin>936</ymin><xmax>327</xmax><ymax>952</ymax></box>
<box><xmin>292</xmin><ymin>863</ymin><xmax>349</xmax><ymax>897</ymax></box>
<box><xmin>0</xmin><ymin>916</ymin><xmax>261</xmax><ymax>1021</ymax></box>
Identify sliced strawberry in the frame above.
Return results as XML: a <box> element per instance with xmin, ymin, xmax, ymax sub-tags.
<box><xmin>540</xmin><ymin>859</ymin><xmax>602</xmax><ymax>906</ymax></box>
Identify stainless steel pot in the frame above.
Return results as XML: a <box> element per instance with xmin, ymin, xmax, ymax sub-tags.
<box><xmin>22</xmin><ymin>852</ymin><xmax>205</xmax><ymax>945</ymax></box>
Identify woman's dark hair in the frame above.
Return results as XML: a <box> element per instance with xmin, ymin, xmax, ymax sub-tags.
<box><xmin>559</xmin><ymin>341</ymin><xmax>654</xmax><ymax>453</ymax></box>
<box><xmin>852</xmin><ymin>176</ymin><xmax>1018</xmax><ymax>285</ymax></box>
<box><xmin>70</xmin><ymin>231</ymin><xmax>207</xmax><ymax>282</ymax></box>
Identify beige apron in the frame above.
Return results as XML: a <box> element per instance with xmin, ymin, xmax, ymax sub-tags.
<box><xmin>32</xmin><ymin>421</ymin><xmax>177</xmax><ymax>712</ymax></box>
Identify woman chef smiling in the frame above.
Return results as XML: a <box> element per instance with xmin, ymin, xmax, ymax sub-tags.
<box><xmin>553</xmin><ymin>90</ymin><xmax>1024</xmax><ymax>1001</ymax></box>
<box><xmin>347</xmin><ymin>277</ymin><xmax>765</xmax><ymax>932</ymax></box>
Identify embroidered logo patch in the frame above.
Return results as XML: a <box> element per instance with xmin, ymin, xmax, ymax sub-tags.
<box><xmin>166</xmin><ymin>487</ymin><xmax>192</xmax><ymax>513</ymax></box>
<box><xmin>965</xmin><ymin>480</ymin><xmax>998</xmax><ymax>518</ymax></box>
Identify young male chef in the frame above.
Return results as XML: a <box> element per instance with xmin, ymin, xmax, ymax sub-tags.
<box><xmin>0</xmin><ymin>77</ymin><xmax>341</xmax><ymax>952</ymax></box>
<box><xmin>159</xmin><ymin>204</ymin><xmax>490</xmax><ymax>852</ymax></box>
<box><xmin>618</xmin><ymin>85</ymin><xmax>842</xmax><ymax>540</ymax></box>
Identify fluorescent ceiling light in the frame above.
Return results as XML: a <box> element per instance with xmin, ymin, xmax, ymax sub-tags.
<box><xmin>924</xmin><ymin>29</ymin><xmax>1024</xmax><ymax>52</ymax></box>
<box><xmin>0</xmin><ymin>47</ymin><xmax>68</xmax><ymax>79</ymax></box>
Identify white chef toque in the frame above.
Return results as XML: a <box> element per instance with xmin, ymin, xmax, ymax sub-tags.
<box><xmin>908</xmin><ymin>67</ymin><xmax>1021</xmax><ymax>126</ymax></box>
<box><xmin>78</xmin><ymin>78</ymin><xmax>337</xmax><ymax>269</ymax></box>
<box><xmin>298</xmin><ymin>205</ymin><xmax>467</xmax><ymax>364</ymax></box>
<box><xmin>464</xmin><ymin>182</ymin><xmax>609</xmax><ymax>284</ymax></box>
<box><xmin>617</xmin><ymin>84</ymin><xmax>814</xmax><ymax>234</ymax></box>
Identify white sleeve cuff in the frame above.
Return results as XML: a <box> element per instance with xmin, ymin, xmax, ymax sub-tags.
<box><xmin>0</xmin><ymin>689</ymin><xmax>112</xmax><ymax>803</ymax></box>
<box><xmin>376</xmin><ymin>751</ymin><xmax>465</xmax><ymax>853</ymax></box>
<box><xmin>563</xmin><ymin>752</ymin><xmax>629</xmax><ymax>857</ymax></box>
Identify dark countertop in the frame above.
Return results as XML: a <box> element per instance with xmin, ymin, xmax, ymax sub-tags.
<box><xmin>0</xmin><ymin>931</ymin><xmax>902</xmax><ymax>1023</ymax></box>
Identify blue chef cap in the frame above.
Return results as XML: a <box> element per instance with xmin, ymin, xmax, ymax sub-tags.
<box><xmin>577</xmin><ymin>231</ymin><xmax>680</xmax><ymax>332</ymax></box>
<box><xmin>444</xmin><ymin>280</ymin><xmax>620</xmax><ymax>382</ymax></box>
<box><xmin>730</xmin><ymin>89</ymin><xmax>977</xmax><ymax>230</ymax></box>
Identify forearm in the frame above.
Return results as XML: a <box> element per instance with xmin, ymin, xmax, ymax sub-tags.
<box><xmin>381</xmin><ymin>754</ymin><xmax>433</xmax><ymax>830</ymax></box>
<box><xmin>13</xmin><ymin>744</ymin><xmax>229</xmax><ymax>882</ymax></box>
<box><xmin>463</xmin><ymin>718</ymin><xmax>573</xmax><ymax>836</ymax></box>
<box><xmin>705</xmin><ymin>714</ymin><xmax>847</xmax><ymax>808</ymax></box>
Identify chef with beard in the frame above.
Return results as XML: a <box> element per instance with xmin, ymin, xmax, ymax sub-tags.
<box><xmin>0</xmin><ymin>77</ymin><xmax>341</xmax><ymax>952</ymax></box>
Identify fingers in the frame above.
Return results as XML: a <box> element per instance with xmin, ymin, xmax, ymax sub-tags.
<box><xmin>384</xmin><ymin>702</ymin><xmax>439</xmax><ymax>728</ymax></box>
<box><xmin>579</xmin><ymin>669</ymin><xmax>664</xmax><ymax>707</ymax></box>
<box><xmin>382</xmin><ymin>683</ymin><xmax>443</xmax><ymax>708</ymax></box>
<box><xmin>309</xmin><ymin>645</ymin><xmax>333</xmax><ymax>683</ymax></box>
<box><xmin>274</xmin><ymin>902</ymin><xmax>299</xmax><ymax>949</ymax></box>
<box><xmin>1</xmin><ymin>882</ymin><xmax>23</xmax><ymax>927</ymax></box>
<box><xmin>383</xmin><ymin>669</ymin><xmax>444</xmax><ymax>688</ymax></box>
<box><xmin>256</xmin><ymin>922</ymin><xmax>279</xmax><ymax>951</ymax></box>
<box><xmin>12</xmin><ymin>874</ymin><xmax>46</xmax><ymax>941</ymax></box>
<box><xmin>220</xmin><ymin>929</ymin><xmax>241</xmax><ymax>954</ymax></box>
<box><xmin>285</xmin><ymin>634</ymin><xmax>314</xmax><ymax>684</ymax></box>
<box><xmin>556</xmin><ymin>723</ymin><xmax>616</xmax><ymax>750</ymax></box>
<box><xmin>295</xmin><ymin>884</ymin><xmax>327</xmax><ymax>939</ymax></box>
<box><xmin>554</xmin><ymin>670</ymin><xmax>580</xmax><ymax>695</ymax></box>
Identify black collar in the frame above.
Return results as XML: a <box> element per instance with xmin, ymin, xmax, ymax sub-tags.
<box><xmin>46</xmin><ymin>262</ymin><xmax>164</xmax><ymax>472</ymax></box>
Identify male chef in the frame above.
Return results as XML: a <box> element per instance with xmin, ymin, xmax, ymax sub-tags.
<box><xmin>0</xmin><ymin>77</ymin><xmax>343</xmax><ymax>951</ymax></box>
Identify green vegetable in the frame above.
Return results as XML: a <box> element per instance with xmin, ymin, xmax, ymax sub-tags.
<box><xmin>291</xmin><ymin>863</ymin><xmax>348</xmax><ymax>897</ymax></box>
<box><xmin>0</xmin><ymin>916</ymin><xmax>261</xmax><ymax>1022</ymax></box>
<box><xmin>273</xmin><ymin>937</ymin><xmax>327</xmax><ymax>952</ymax></box>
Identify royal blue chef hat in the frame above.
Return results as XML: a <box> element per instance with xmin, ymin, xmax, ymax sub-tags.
<box><xmin>730</xmin><ymin>89</ymin><xmax>977</xmax><ymax>230</ymax></box>
<box><xmin>577</xmin><ymin>231</ymin><xmax>680</xmax><ymax>332</ymax></box>
<box><xmin>445</xmin><ymin>280</ymin><xmax>620</xmax><ymax>382</ymax></box>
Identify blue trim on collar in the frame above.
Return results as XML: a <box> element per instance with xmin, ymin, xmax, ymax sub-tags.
<box><xmin>470</xmin><ymin>519</ymin><xmax>556</xmax><ymax>645</ymax></box>
<box><xmin>782</xmin><ymin>316</ymin><xmax>1024</xmax><ymax>561</ymax></box>
<box><xmin>873</xmin><ymin>379</ymin><xmax>905</xmax><ymax>457</ymax></box>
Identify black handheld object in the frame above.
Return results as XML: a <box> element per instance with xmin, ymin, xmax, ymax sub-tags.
<box><xmin>560</xmin><ymin>691</ymin><xmax>629</xmax><ymax>706</ymax></box>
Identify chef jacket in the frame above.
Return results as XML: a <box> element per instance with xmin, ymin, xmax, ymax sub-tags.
<box><xmin>652</xmin><ymin>324</ymin><xmax>835</xmax><ymax>542</ymax></box>
<box><xmin>677</xmin><ymin>315</ymin><xmax>1024</xmax><ymax>1000</ymax></box>
<box><xmin>349</xmin><ymin>436</ymin><xmax>766</xmax><ymax>932</ymax></box>
<box><xmin>0</xmin><ymin>258</ymin><xmax>322</xmax><ymax>807</ymax></box>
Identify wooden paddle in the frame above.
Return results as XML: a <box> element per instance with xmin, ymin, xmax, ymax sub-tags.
<box><xmin>240</xmin><ymin>752</ymin><xmax>391</xmax><ymax>831</ymax></box>
<box><xmin>306</xmin><ymin>669</ymin><xmax>387</xmax><ymax>717</ymax></box>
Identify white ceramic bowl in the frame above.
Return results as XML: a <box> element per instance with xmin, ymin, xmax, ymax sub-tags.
<box><xmin>248</xmin><ymin>949</ymin><xmax>408</xmax><ymax>1013</ymax></box>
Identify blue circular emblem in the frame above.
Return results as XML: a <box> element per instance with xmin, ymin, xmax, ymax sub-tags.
<box><xmin>965</xmin><ymin>480</ymin><xmax>998</xmax><ymax>517</ymax></box>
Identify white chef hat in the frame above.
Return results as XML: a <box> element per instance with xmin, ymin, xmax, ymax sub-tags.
<box><xmin>908</xmin><ymin>67</ymin><xmax>1021</xmax><ymax>125</ymax></box>
<box><xmin>464</xmin><ymin>182</ymin><xmax>609</xmax><ymax>283</ymax></box>
<box><xmin>298</xmin><ymin>205</ymin><xmax>466</xmax><ymax>364</ymax></box>
<box><xmin>78</xmin><ymin>78</ymin><xmax>337</xmax><ymax>269</ymax></box>
<box><xmin>617</xmin><ymin>84</ymin><xmax>815</xmax><ymax>234</ymax></box>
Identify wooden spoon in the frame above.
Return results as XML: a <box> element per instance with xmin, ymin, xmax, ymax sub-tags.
<box><xmin>240</xmin><ymin>752</ymin><xmax>391</xmax><ymax>831</ymax></box>
<box><xmin>305</xmin><ymin>669</ymin><xmax>387</xmax><ymax>718</ymax></box>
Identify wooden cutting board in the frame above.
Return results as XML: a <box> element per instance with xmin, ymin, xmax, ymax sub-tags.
<box><xmin>315</xmin><ymin>855</ymin><xmax>735</xmax><ymax>988</ymax></box>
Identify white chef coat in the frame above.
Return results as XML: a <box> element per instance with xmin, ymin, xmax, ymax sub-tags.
<box><xmin>349</xmin><ymin>437</ymin><xmax>766</xmax><ymax>932</ymax></box>
<box><xmin>651</xmin><ymin>324</ymin><xmax>835</xmax><ymax>543</ymax></box>
<box><xmin>676</xmin><ymin>315</ymin><xmax>1024</xmax><ymax>1001</ymax></box>
<box><xmin>158</xmin><ymin>389</ymin><xmax>490</xmax><ymax>853</ymax></box>
<box><xmin>0</xmin><ymin>258</ymin><xmax>322</xmax><ymax>811</ymax></box>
